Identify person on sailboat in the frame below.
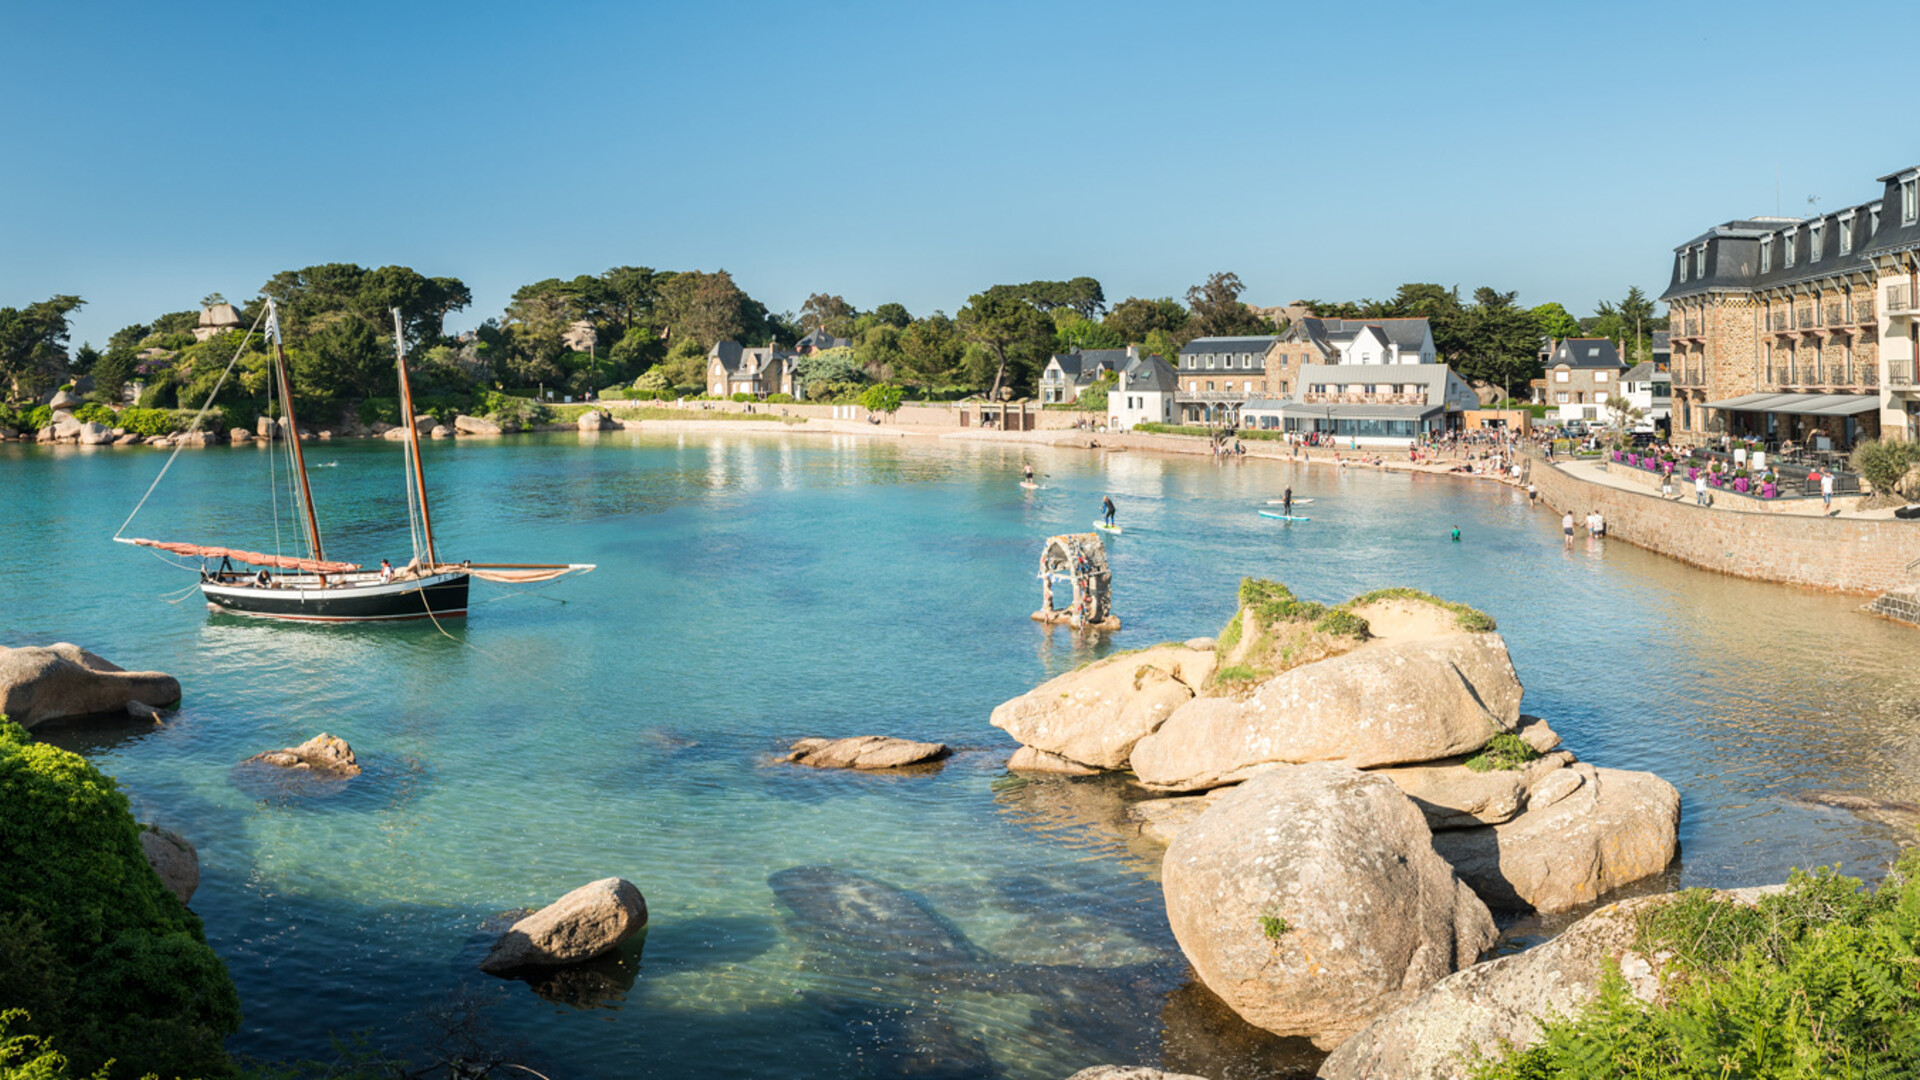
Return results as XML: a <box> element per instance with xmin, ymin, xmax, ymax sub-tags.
<box><xmin>254</xmin><ymin>569</ymin><xmax>270</xmax><ymax>588</ymax></box>
<box><xmin>379</xmin><ymin>559</ymin><xmax>395</xmax><ymax>584</ymax></box>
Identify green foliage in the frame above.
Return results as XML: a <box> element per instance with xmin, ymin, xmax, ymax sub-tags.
<box><xmin>1472</xmin><ymin>856</ymin><xmax>1920</xmax><ymax>1079</ymax></box>
<box><xmin>632</xmin><ymin>368</ymin><xmax>673</xmax><ymax>395</ymax></box>
<box><xmin>1072</xmin><ymin>374</ymin><xmax>1116</xmax><ymax>412</ymax></box>
<box><xmin>858</xmin><ymin>382</ymin><xmax>903</xmax><ymax>414</ymax></box>
<box><xmin>114</xmin><ymin>408</ymin><xmax>195</xmax><ymax>438</ymax></box>
<box><xmin>957</xmin><ymin>288</ymin><xmax>1055</xmax><ymax>398</ymax></box>
<box><xmin>477</xmin><ymin>391</ymin><xmax>548</xmax><ymax>427</ymax></box>
<box><xmin>69</xmin><ymin>403</ymin><xmax>115</xmax><ymax>425</ymax></box>
<box><xmin>1238</xmin><ymin>578</ymin><xmax>1328</xmax><ymax>625</ymax></box>
<box><xmin>730</xmin><ymin>392</ymin><xmax>754</xmax><ymax>403</ymax></box>
<box><xmin>356</xmin><ymin>397</ymin><xmax>401</xmax><ymax>427</ymax></box>
<box><xmin>1463</xmin><ymin>733</ymin><xmax>1541</xmax><ymax>773</ymax></box>
<box><xmin>1258</xmin><ymin>906</ymin><xmax>1291</xmax><ymax>942</ymax></box>
<box><xmin>765</xmin><ymin>393</ymin><xmax>796</xmax><ymax>404</ymax></box>
<box><xmin>1849</xmin><ymin>437</ymin><xmax>1920</xmax><ymax>497</ymax></box>
<box><xmin>1211</xmin><ymin>664</ymin><xmax>1265</xmax><ymax>687</ymax></box>
<box><xmin>0</xmin><ymin>719</ymin><xmax>240</xmax><ymax>1078</ymax></box>
<box><xmin>1214</xmin><ymin>609</ymin><xmax>1244</xmax><ymax>656</ymax></box>
<box><xmin>134</xmin><ymin>372</ymin><xmax>175</xmax><ymax>409</ymax></box>
<box><xmin>0</xmin><ymin>295</ymin><xmax>85</xmax><ymax>397</ymax></box>
<box><xmin>1311</xmin><ymin>608</ymin><xmax>1372</xmax><ymax>640</ymax></box>
<box><xmin>0</xmin><ymin>1010</ymin><xmax>110</xmax><ymax>1080</ymax></box>
<box><xmin>1185</xmin><ymin>272</ymin><xmax>1272</xmax><ymax>339</ymax></box>
<box><xmin>1340</xmin><ymin>587</ymin><xmax>1497</xmax><ymax>632</ymax></box>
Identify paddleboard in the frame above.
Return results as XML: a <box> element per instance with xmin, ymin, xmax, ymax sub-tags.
<box><xmin>1019</xmin><ymin>481</ymin><xmax>1039</xmax><ymax>490</ymax></box>
<box><xmin>1094</xmin><ymin>521</ymin><xmax>1123</xmax><ymax>533</ymax></box>
<box><xmin>1258</xmin><ymin>511</ymin><xmax>1310</xmax><ymax>521</ymax></box>
<box><xmin>1264</xmin><ymin>498</ymin><xmax>1313</xmax><ymax>505</ymax></box>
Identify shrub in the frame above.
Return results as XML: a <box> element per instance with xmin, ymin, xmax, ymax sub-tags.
<box><xmin>357</xmin><ymin>397</ymin><xmax>401</xmax><ymax>428</ymax></box>
<box><xmin>1463</xmin><ymin>732</ymin><xmax>1541</xmax><ymax>773</ymax></box>
<box><xmin>1472</xmin><ymin>855</ymin><xmax>1920</xmax><ymax>1079</ymax></box>
<box><xmin>1311</xmin><ymin>609</ymin><xmax>1371</xmax><ymax>640</ymax></box>
<box><xmin>114</xmin><ymin>408</ymin><xmax>193</xmax><ymax>438</ymax></box>
<box><xmin>69</xmin><ymin>403</ymin><xmax>115</xmax><ymax>426</ymax></box>
<box><xmin>859</xmin><ymin>383</ymin><xmax>903</xmax><ymax>414</ymax></box>
<box><xmin>765</xmin><ymin>393</ymin><xmax>796</xmax><ymax>404</ymax></box>
<box><xmin>1849</xmin><ymin>436</ymin><xmax>1920</xmax><ymax>497</ymax></box>
<box><xmin>730</xmin><ymin>392</ymin><xmax>754</xmax><ymax>403</ymax></box>
<box><xmin>21</xmin><ymin>405</ymin><xmax>52</xmax><ymax>432</ymax></box>
<box><xmin>0</xmin><ymin>718</ymin><xmax>240</xmax><ymax>1078</ymax></box>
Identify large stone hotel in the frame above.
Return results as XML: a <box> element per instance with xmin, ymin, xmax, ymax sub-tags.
<box><xmin>1663</xmin><ymin>165</ymin><xmax>1920</xmax><ymax>448</ymax></box>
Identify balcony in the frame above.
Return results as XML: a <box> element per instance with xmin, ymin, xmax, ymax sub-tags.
<box><xmin>1890</xmin><ymin>282</ymin><xmax>1916</xmax><ymax>315</ymax></box>
<box><xmin>1825</xmin><ymin>303</ymin><xmax>1844</xmax><ymax>326</ymax></box>
<box><xmin>1300</xmin><ymin>391</ymin><xmax>1429</xmax><ymax>406</ymax></box>
<box><xmin>1856</xmin><ymin>298</ymin><xmax>1876</xmax><ymax>322</ymax></box>
<box><xmin>1767</xmin><ymin>311</ymin><xmax>1792</xmax><ymax>331</ymax></box>
<box><xmin>1796</xmin><ymin>306</ymin><xmax>1815</xmax><ymax>327</ymax></box>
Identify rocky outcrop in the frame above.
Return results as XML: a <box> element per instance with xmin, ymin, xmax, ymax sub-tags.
<box><xmin>1131</xmin><ymin>632</ymin><xmax>1523</xmax><ymax>790</ymax></box>
<box><xmin>1319</xmin><ymin>885</ymin><xmax>1779</xmax><ymax>1080</ymax></box>
<box><xmin>76</xmin><ymin>421</ymin><xmax>114</xmax><ymax>445</ymax></box>
<box><xmin>782</xmin><ymin>735</ymin><xmax>949</xmax><ymax>769</ymax></box>
<box><xmin>230</xmin><ymin>427</ymin><xmax>253</xmax><ymax>443</ymax></box>
<box><xmin>244</xmin><ymin>733</ymin><xmax>361</xmax><ymax>776</ymax></box>
<box><xmin>428</xmin><ymin>424</ymin><xmax>452</xmax><ymax>438</ymax></box>
<box><xmin>1126</xmin><ymin>792</ymin><xmax>1222</xmax><ymax>845</ymax></box>
<box><xmin>175</xmin><ymin>430</ymin><xmax>215</xmax><ymax>447</ymax></box>
<box><xmin>454</xmin><ymin>414</ymin><xmax>502</xmax><ymax>435</ymax></box>
<box><xmin>0</xmin><ymin>644</ymin><xmax>181</xmax><ymax>729</ymax></box>
<box><xmin>1430</xmin><ymin>764</ymin><xmax>1680</xmax><ymax>913</ymax></box>
<box><xmin>49</xmin><ymin>389</ymin><xmax>83</xmax><ymax>411</ymax></box>
<box><xmin>481</xmin><ymin>877</ymin><xmax>648</xmax><ymax>973</ymax></box>
<box><xmin>381</xmin><ymin>426</ymin><xmax>411</xmax><ymax>441</ymax></box>
<box><xmin>1007</xmin><ymin>746</ymin><xmax>1100</xmax><ymax>775</ymax></box>
<box><xmin>1162</xmin><ymin>764</ymin><xmax>1497</xmax><ymax>1050</ymax></box>
<box><xmin>577</xmin><ymin>410</ymin><xmax>612</xmax><ymax>432</ymax></box>
<box><xmin>1373</xmin><ymin>749</ymin><xmax>1574</xmax><ymax>831</ymax></box>
<box><xmin>139</xmin><ymin>825</ymin><xmax>200</xmax><ymax>905</ymax></box>
<box><xmin>991</xmin><ymin>645</ymin><xmax>1214</xmax><ymax>770</ymax></box>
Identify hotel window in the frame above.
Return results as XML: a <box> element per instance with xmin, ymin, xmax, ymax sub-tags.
<box><xmin>1811</xmin><ymin>223</ymin><xmax>1823</xmax><ymax>262</ymax></box>
<box><xmin>1760</xmin><ymin>237</ymin><xmax>1772</xmax><ymax>272</ymax></box>
<box><xmin>1556</xmin><ymin>392</ymin><xmax>1569</xmax><ymax>404</ymax></box>
<box><xmin>1871</xmin><ymin>204</ymin><xmax>1882</xmax><ymax>233</ymax></box>
<box><xmin>1695</xmin><ymin>246</ymin><xmax>1707</xmax><ymax>277</ymax></box>
<box><xmin>1679</xmin><ymin>256</ymin><xmax>1688</xmax><ymax>282</ymax></box>
<box><xmin>1206</xmin><ymin>380</ymin><xmax>1214</xmax><ymax>390</ymax></box>
<box><xmin>1205</xmin><ymin>356</ymin><xmax>1215</xmax><ymax>369</ymax></box>
<box><xmin>1840</xmin><ymin>213</ymin><xmax>1855</xmax><ymax>254</ymax></box>
<box><xmin>1783</xmin><ymin>230</ymin><xmax>1795</xmax><ymax>268</ymax></box>
<box><xmin>1903</xmin><ymin>176</ymin><xmax>1919</xmax><ymax>225</ymax></box>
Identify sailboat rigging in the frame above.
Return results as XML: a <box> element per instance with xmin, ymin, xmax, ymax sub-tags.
<box><xmin>116</xmin><ymin>301</ymin><xmax>594</xmax><ymax>622</ymax></box>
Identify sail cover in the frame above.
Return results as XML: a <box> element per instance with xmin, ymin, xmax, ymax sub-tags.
<box><xmin>120</xmin><ymin>539</ymin><xmax>361</xmax><ymax>574</ymax></box>
<box><xmin>464</xmin><ymin>564</ymin><xmax>597</xmax><ymax>584</ymax></box>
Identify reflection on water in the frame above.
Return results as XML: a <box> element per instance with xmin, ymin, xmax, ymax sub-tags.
<box><xmin>3</xmin><ymin>433</ymin><xmax>1918</xmax><ymax>1078</ymax></box>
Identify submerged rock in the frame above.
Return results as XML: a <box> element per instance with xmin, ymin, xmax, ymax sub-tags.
<box><xmin>0</xmin><ymin>643</ymin><xmax>181</xmax><ymax>730</ymax></box>
<box><xmin>1126</xmin><ymin>792</ymin><xmax>1223</xmax><ymax>846</ymax></box>
<box><xmin>1429</xmin><ymin>764</ymin><xmax>1679</xmax><ymax>913</ymax></box>
<box><xmin>1130</xmin><ymin>631</ymin><xmax>1524</xmax><ymax>791</ymax></box>
<box><xmin>1066</xmin><ymin>1068</ymin><xmax>1212</xmax><ymax>1080</ymax></box>
<box><xmin>245</xmin><ymin>733</ymin><xmax>362</xmax><ymax>777</ymax></box>
<box><xmin>783</xmin><ymin>735</ymin><xmax>949</xmax><ymax>769</ymax></box>
<box><xmin>991</xmin><ymin>645</ymin><xmax>1214</xmax><ymax>770</ymax></box>
<box><xmin>1007</xmin><ymin>746</ymin><xmax>1101</xmax><ymax>775</ymax></box>
<box><xmin>481</xmin><ymin>877</ymin><xmax>648</xmax><ymax>973</ymax></box>
<box><xmin>1319</xmin><ymin>885</ymin><xmax>1780</xmax><ymax>1080</ymax></box>
<box><xmin>1162</xmin><ymin>764</ymin><xmax>1496</xmax><ymax>1050</ymax></box>
<box><xmin>139</xmin><ymin>825</ymin><xmax>200</xmax><ymax>905</ymax></box>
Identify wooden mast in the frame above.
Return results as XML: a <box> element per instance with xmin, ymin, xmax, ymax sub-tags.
<box><xmin>269</xmin><ymin>299</ymin><xmax>324</xmax><ymax>562</ymax></box>
<box><xmin>392</xmin><ymin>308</ymin><xmax>437</xmax><ymax>567</ymax></box>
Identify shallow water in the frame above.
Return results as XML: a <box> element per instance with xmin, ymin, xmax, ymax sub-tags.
<box><xmin>4</xmin><ymin>431</ymin><xmax>1917</xmax><ymax>1078</ymax></box>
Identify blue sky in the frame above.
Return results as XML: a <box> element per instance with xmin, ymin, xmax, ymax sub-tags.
<box><xmin>4</xmin><ymin>0</ymin><xmax>1914</xmax><ymax>349</ymax></box>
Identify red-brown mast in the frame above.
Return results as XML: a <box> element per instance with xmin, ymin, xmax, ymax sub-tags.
<box><xmin>269</xmin><ymin>299</ymin><xmax>324</xmax><ymax>562</ymax></box>
<box><xmin>393</xmin><ymin>308</ymin><xmax>437</xmax><ymax>567</ymax></box>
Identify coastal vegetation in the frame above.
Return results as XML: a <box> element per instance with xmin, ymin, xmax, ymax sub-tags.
<box><xmin>1471</xmin><ymin>856</ymin><xmax>1920</xmax><ymax>1079</ymax></box>
<box><xmin>0</xmin><ymin>719</ymin><xmax>240</xmax><ymax>1080</ymax></box>
<box><xmin>5</xmin><ymin>267</ymin><xmax>1664</xmax><ymax>432</ymax></box>
<box><xmin>1849</xmin><ymin>436</ymin><xmax>1920</xmax><ymax>503</ymax></box>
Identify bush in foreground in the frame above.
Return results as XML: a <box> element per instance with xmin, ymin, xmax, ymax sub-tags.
<box><xmin>0</xmin><ymin>719</ymin><xmax>240</xmax><ymax>1079</ymax></box>
<box><xmin>1472</xmin><ymin>854</ymin><xmax>1920</xmax><ymax>1079</ymax></box>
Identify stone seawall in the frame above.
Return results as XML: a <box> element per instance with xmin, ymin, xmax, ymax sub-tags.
<box><xmin>1529</xmin><ymin>458</ymin><xmax>1920</xmax><ymax>594</ymax></box>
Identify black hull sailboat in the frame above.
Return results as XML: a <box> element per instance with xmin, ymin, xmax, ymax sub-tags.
<box><xmin>117</xmin><ymin>302</ymin><xmax>590</xmax><ymax>623</ymax></box>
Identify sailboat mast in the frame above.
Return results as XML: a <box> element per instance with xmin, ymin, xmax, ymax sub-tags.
<box><xmin>393</xmin><ymin>308</ymin><xmax>437</xmax><ymax>567</ymax></box>
<box><xmin>269</xmin><ymin>301</ymin><xmax>324</xmax><ymax>561</ymax></box>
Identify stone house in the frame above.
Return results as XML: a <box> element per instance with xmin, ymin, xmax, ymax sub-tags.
<box><xmin>1173</xmin><ymin>335</ymin><xmax>1282</xmax><ymax>424</ymax></box>
<box><xmin>706</xmin><ymin>341</ymin><xmax>796</xmax><ymax>398</ymax></box>
<box><xmin>794</xmin><ymin>329</ymin><xmax>851</xmax><ymax>356</ymax></box>
<box><xmin>1539</xmin><ymin>338</ymin><xmax>1627</xmax><ymax>425</ymax></box>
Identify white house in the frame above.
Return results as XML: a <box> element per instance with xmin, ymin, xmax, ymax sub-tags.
<box><xmin>1242</xmin><ymin>362</ymin><xmax>1477</xmax><ymax>446</ymax></box>
<box><xmin>1282</xmin><ymin>317</ymin><xmax>1437</xmax><ymax>365</ymax></box>
<box><xmin>1106</xmin><ymin>354</ymin><xmax>1179</xmax><ymax>430</ymax></box>
<box><xmin>1041</xmin><ymin>347</ymin><xmax>1134</xmax><ymax>404</ymax></box>
<box><xmin>1620</xmin><ymin>361</ymin><xmax>1671</xmax><ymax>431</ymax></box>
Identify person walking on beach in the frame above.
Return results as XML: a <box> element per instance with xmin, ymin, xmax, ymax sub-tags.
<box><xmin>1562</xmin><ymin>511</ymin><xmax>1575</xmax><ymax>547</ymax></box>
<box><xmin>1101</xmin><ymin>495</ymin><xmax>1116</xmax><ymax>527</ymax></box>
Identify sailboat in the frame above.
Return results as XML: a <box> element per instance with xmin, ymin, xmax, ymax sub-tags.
<box><xmin>116</xmin><ymin>301</ymin><xmax>593</xmax><ymax>622</ymax></box>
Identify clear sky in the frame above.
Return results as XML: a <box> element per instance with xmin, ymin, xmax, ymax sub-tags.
<box><xmin>5</xmin><ymin>0</ymin><xmax>1914</xmax><ymax>349</ymax></box>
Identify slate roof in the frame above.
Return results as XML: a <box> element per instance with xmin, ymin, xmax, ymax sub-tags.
<box><xmin>1622</xmin><ymin>361</ymin><xmax>1665</xmax><ymax>383</ymax></box>
<box><xmin>795</xmin><ymin>328</ymin><xmax>851</xmax><ymax>351</ymax></box>
<box><xmin>1651</xmin><ymin>331</ymin><xmax>1670</xmax><ymax>356</ymax></box>
<box><xmin>1047</xmin><ymin>353</ymin><xmax>1085</xmax><ymax>380</ymax></box>
<box><xmin>1546</xmin><ymin>338</ymin><xmax>1625</xmax><ymax>369</ymax></box>
<box><xmin>1178</xmin><ymin>336</ymin><xmax>1281</xmax><ymax>356</ymax></box>
<box><xmin>1862</xmin><ymin>166</ymin><xmax>1920</xmax><ymax>258</ymax></box>
<box><xmin>708</xmin><ymin>340</ymin><xmax>790</xmax><ymax>376</ymax></box>
<box><xmin>1120</xmin><ymin>355</ymin><xmax>1178</xmax><ymax>393</ymax></box>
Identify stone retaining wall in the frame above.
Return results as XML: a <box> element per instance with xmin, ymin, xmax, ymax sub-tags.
<box><xmin>1529</xmin><ymin>458</ymin><xmax>1920</xmax><ymax>594</ymax></box>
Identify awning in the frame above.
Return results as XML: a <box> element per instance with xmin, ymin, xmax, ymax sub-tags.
<box><xmin>1703</xmin><ymin>392</ymin><xmax>1879</xmax><ymax>417</ymax></box>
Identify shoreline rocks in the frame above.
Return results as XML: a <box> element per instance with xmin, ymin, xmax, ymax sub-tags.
<box><xmin>244</xmin><ymin>733</ymin><xmax>361</xmax><ymax>776</ymax></box>
<box><xmin>1162</xmin><ymin>764</ymin><xmax>1497</xmax><ymax>1050</ymax></box>
<box><xmin>0</xmin><ymin>643</ymin><xmax>182</xmax><ymax>729</ymax></box>
<box><xmin>991</xmin><ymin>645</ymin><xmax>1215</xmax><ymax>771</ymax></box>
<box><xmin>481</xmin><ymin>877</ymin><xmax>648</xmax><ymax>973</ymax></box>
<box><xmin>782</xmin><ymin>735</ymin><xmax>949</xmax><ymax>769</ymax></box>
<box><xmin>139</xmin><ymin>825</ymin><xmax>200</xmax><ymax>905</ymax></box>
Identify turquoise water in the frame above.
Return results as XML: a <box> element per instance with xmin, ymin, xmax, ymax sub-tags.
<box><xmin>5</xmin><ymin>432</ymin><xmax>1919</xmax><ymax>1079</ymax></box>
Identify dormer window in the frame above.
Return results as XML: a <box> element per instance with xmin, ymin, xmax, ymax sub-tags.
<box><xmin>1679</xmin><ymin>254</ymin><xmax>1689</xmax><ymax>282</ymax></box>
<box><xmin>1783</xmin><ymin>229</ymin><xmax>1796</xmax><ymax>268</ymax></box>
<box><xmin>1695</xmin><ymin>246</ymin><xmax>1707</xmax><ymax>277</ymax></box>
<box><xmin>1903</xmin><ymin>175</ymin><xmax>1919</xmax><ymax>226</ymax></box>
<box><xmin>1811</xmin><ymin>222</ymin><xmax>1823</xmax><ymax>262</ymax></box>
<box><xmin>1205</xmin><ymin>355</ymin><xmax>1215</xmax><ymax>369</ymax></box>
<box><xmin>1840</xmin><ymin>212</ymin><xmax>1856</xmax><ymax>255</ymax></box>
<box><xmin>1872</xmin><ymin>203</ymin><xmax>1883</xmax><ymax>233</ymax></box>
<box><xmin>1760</xmin><ymin>237</ymin><xmax>1773</xmax><ymax>273</ymax></box>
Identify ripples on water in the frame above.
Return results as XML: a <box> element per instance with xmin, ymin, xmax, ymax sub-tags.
<box><xmin>4</xmin><ymin>432</ymin><xmax>1918</xmax><ymax>1079</ymax></box>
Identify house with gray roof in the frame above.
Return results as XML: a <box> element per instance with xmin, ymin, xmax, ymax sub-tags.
<box><xmin>794</xmin><ymin>328</ymin><xmax>851</xmax><ymax>355</ymax></box>
<box><xmin>706</xmin><ymin>340</ymin><xmax>797</xmax><ymax>398</ymax></box>
<box><xmin>1538</xmin><ymin>338</ymin><xmax>1628</xmax><ymax>425</ymax></box>
<box><xmin>1172</xmin><ymin>336</ymin><xmax>1281</xmax><ymax>423</ymax></box>
<box><xmin>1283</xmin><ymin>317</ymin><xmax>1437</xmax><ymax>365</ymax></box>
<box><xmin>1622</xmin><ymin>360</ymin><xmax>1670</xmax><ymax>430</ymax></box>
<box><xmin>1240</xmin><ymin>362</ymin><xmax>1476</xmax><ymax>446</ymax></box>
<box><xmin>1106</xmin><ymin>354</ymin><xmax>1178</xmax><ymax>430</ymax></box>
<box><xmin>1041</xmin><ymin>347</ymin><xmax>1134</xmax><ymax>404</ymax></box>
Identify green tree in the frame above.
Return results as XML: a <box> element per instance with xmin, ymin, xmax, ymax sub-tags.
<box><xmin>957</xmin><ymin>287</ymin><xmax>1055</xmax><ymax>399</ymax></box>
<box><xmin>0</xmin><ymin>296</ymin><xmax>84</xmax><ymax>399</ymax></box>
<box><xmin>1592</xmin><ymin>286</ymin><xmax>1662</xmax><ymax>363</ymax></box>
<box><xmin>1185</xmin><ymin>272</ymin><xmax>1272</xmax><ymax>339</ymax></box>
<box><xmin>600</xmin><ymin>266</ymin><xmax>663</xmax><ymax>331</ymax></box>
<box><xmin>793</xmin><ymin>347</ymin><xmax>869</xmax><ymax>398</ymax></box>
<box><xmin>899</xmin><ymin>313</ymin><xmax>965</xmax><ymax>384</ymax></box>
<box><xmin>859</xmin><ymin>382</ymin><xmax>904</xmax><ymax>414</ymax></box>
<box><xmin>654</xmin><ymin>337</ymin><xmax>710</xmax><ymax>390</ymax></box>
<box><xmin>1531</xmin><ymin>302</ymin><xmax>1580</xmax><ymax>342</ymax></box>
<box><xmin>655</xmin><ymin>270</ymin><xmax>750</xmax><ymax>349</ymax></box>
<box><xmin>854</xmin><ymin>324</ymin><xmax>908</xmax><ymax>379</ymax></box>
<box><xmin>295</xmin><ymin>313</ymin><xmax>388</xmax><ymax>406</ymax></box>
<box><xmin>1011</xmin><ymin>277</ymin><xmax>1106</xmax><ymax>319</ymax></box>
<box><xmin>799</xmin><ymin>293</ymin><xmax>856</xmax><ymax>339</ymax></box>
<box><xmin>872</xmin><ymin>302</ymin><xmax>912</xmax><ymax>328</ymax></box>
<box><xmin>1052</xmin><ymin>311</ymin><xmax>1124</xmax><ymax>352</ymax></box>
<box><xmin>1104</xmin><ymin>296</ymin><xmax>1189</xmax><ymax>344</ymax></box>
<box><xmin>1452</xmin><ymin>288</ymin><xmax>1546</xmax><ymax>388</ymax></box>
